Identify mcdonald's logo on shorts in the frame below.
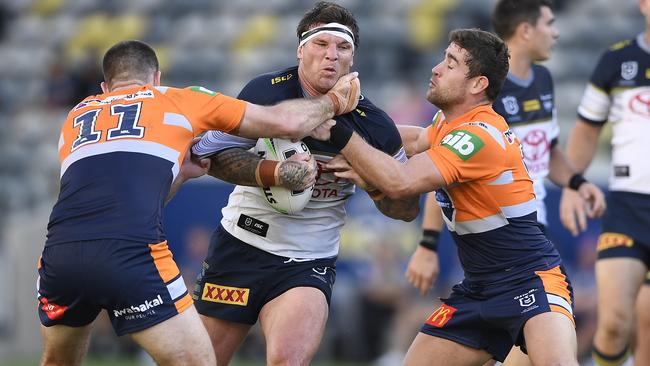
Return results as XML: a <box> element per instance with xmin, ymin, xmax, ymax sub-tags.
<box><xmin>597</xmin><ymin>233</ymin><xmax>634</xmax><ymax>251</ymax></box>
<box><xmin>201</xmin><ymin>283</ymin><xmax>250</xmax><ymax>306</ymax></box>
<box><xmin>426</xmin><ymin>303</ymin><xmax>457</xmax><ymax>328</ymax></box>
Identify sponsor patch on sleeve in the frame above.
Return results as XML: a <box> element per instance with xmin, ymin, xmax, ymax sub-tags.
<box><xmin>440</xmin><ymin>130</ymin><xmax>484</xmax><ymax>160</ymax></box>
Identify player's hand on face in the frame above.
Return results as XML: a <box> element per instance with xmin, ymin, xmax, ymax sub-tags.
<box><xmin>406</xmin><ymin>246</ymin><xmax>440</xmax><ymax>296</ymax></box>
<box><xmin>278</xmin><ymin>153</ymin><xmax>317</xmax><ymax>191</ymax></box>
<box><xmin>310</xmin><ymin>119</ymin><xmax>336</xmax><ymax>141</ymax></box>
<box><xmin>326</xmin><ymin>154</ymin><xmax>373</xmax><ymax>190</ymax></box>
<box><xmin>328</xmin><ymin>71</ymin><xmax>360</xmax><ymax>115</ymax></box>
<box><xmin>180</xmin><ymin>137</ymin><xmax>211</xmax><ymax>180</ymax></box>
<box><xmin>578</xmin><ymin>182</ymin><xmax>606</xmax><ymax>218</ymax></box>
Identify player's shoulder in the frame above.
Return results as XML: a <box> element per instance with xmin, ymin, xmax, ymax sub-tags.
<box><xmin>243</xmin><ymin>66</ymin><xmax>299</xmax><ymax>91</ymax></box>
<box><xmin>354</xmin><ymin>94</ymin><xmax>393</xmax><ymax>124</ymax></box>
<box><xmin>238</xmin><ymin>66</ymin><xmax>300</xmax><ymax>103</ymax></box>
<box><xmin>599</xmin><ymin>37</ymin><xmax>640</xmax><ymax>61</ymax></box>
<box><xmin>451</xmin><ymin>107</ymin><xmax>509</xmax><ymax>149</ymax></box>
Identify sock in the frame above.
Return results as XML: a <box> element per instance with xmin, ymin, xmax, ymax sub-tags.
<box><xmin>592</xmin><ymin>345</ymin><xmax>631</xmax><ymax>366</ymax></box>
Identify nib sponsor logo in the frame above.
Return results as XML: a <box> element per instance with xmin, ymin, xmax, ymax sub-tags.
<box><xmin>113</xmin><ymin>295</ymin><xmax>164</xmax><ymax>318</ymax></box>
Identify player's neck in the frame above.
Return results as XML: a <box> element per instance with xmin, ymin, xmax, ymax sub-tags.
<box><xmin>109</xmin><ymin>80</ymin><xmax>148</xmax><ymax>93</ymax></box>
<box><xmin>507</xmin><ymin>47</ymin><xmax>533</xmax><ymax>80</ymax></box>
<box><xmin>442</xmin><ymin>100</ymin><xmax>491</xmax><ymax>123</ymax></box>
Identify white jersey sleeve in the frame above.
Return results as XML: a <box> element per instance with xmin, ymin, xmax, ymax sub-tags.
<box><xmin>192</xmin><ymin>131</ymin><xmax>256</xmax><ymax>158</ymax></box>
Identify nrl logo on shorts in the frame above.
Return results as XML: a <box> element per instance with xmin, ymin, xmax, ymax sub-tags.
<box><xmin>621</xmin><ymin>61</ymin><xmax>638</xmax><ymax>81</ymax></box>
<box><xmin>501</xmin><ymin>96</ymin><xmax>519</xmax><ymax>115</ymax></box>
<box><xmin>514</xmin><ymin>289</ymin><xmax>537</xmax><ymax>307</ymax></box>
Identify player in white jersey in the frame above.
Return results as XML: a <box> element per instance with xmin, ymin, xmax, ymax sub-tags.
<box><xmin>404</xmin><ymin>1</ymin><xmax>605</xmax><ymax>365</ymax></box>
<box><xmin>190</xmin><ymin>3</ymin><xmax>419</xmax><ymax>365</ymax></box>
<box><xmin>562</xmin><ymin>1</ymin><xmax>650</xmax><ymax>364</ymax></box>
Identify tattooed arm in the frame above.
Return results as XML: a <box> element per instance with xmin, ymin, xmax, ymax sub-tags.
<box><xmin>208</xmin><ymin>148</ymin><xmax>316</xmax><ymax>190</ymax></box>
<box><xmin>372</xmin><ymin>195</ymin><xmax>420</xmax><ymax>222</ymax></box>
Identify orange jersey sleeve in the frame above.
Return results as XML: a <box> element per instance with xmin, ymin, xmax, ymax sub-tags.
<box><xmin>166</xmin><ymin>86</ymin><xmax>247</xmax><ymax>134</ymax></box>
<box><xmin>427</xmin><ymin>122</ymin><xmax>507</xmax><ymax>185</ymax></box>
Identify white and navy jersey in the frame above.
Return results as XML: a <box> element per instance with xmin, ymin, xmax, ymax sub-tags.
<box><xmin>196</xmin><ymin>66</ymin><xmax>405</xmax><ymax>258</ymax></box>
<box><xmin>492</xmin><ymin>64</ymin><xmax>558</xmax><ymax>225</ymax></box>
<box><xmin>577</xmin><ymin>34</ymin><xmax>650</xmax><ymax>194</ymax></box>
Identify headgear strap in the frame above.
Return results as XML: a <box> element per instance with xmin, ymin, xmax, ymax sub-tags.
<box><xmin>299</xmin><ymin>22</ymin><xmax>355</xmax><ymax>51</ymax></box>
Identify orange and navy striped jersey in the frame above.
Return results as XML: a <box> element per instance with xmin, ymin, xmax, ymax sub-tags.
<box><xmin>426</xmin><ymin>105</ymin><xmax>560</xmax><ymax>284</ymax></box>
<box><xmin>46</xmin><ymin>85</ymin><xmax>246</xmax><ymax>247</ymax></box>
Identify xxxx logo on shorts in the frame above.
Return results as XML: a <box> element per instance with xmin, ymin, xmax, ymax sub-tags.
<box><xmin>201</xmin><ymin>283</ymin><xmax>249</xmax><ymax>306</ymax></box>
<box><xmin>425</xmin><ymin>303</ymin><xmax>457</xmax><ymax>328</ymax></box>
<box><xmin>597</xmin><ymin>232</ymin><xmax>634</xmax><ymax>251</ymax></box>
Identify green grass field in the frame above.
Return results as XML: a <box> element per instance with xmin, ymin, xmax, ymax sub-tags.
<box><xmin>1</xmin><ymin>358</ymin><xmax>371</xmax><ymax>366</ymax></box>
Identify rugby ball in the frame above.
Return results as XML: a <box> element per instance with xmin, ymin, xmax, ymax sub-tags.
<box><xmin>254</xmin><ymin>138</ymin><xmax>314</xmax><ymax>214</ymax></box>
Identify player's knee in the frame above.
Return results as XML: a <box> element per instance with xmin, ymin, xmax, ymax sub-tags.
<box><xmin>267</xmin><ymin>345</ymin><xmax>310</xmax><ymax>366</ymax></box>
<box><xmin>599</xmin><ymin>311</ymin><xmax>634</xmax><ymax>340</ymax></box>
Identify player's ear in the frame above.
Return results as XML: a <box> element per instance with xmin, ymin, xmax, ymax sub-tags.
<box><xmin>153</xmin><ymin>70</ymin><xmax>161</xmax><ymax>86</ymax></box>
<box><xmin>297</xmin><ymin>45</ymin><xmax>303</xmax><ymax>62</ymax></box>
<box><xmin>518</xmin><ymin>21</ymin><xmax>533</xmax><ymax>41</ymax></box>
<box><xmin>100</xmin><ymin>81</ymin><xmax>109</xmax><ymax>93</ymax></box>
<box><xmin>470</xmin><ymin>75</ymin><xmax>489</xmax><ymax>96</ymax></box>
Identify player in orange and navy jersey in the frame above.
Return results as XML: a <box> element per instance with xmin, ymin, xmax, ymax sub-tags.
<box><xmin>37</xmin><ymin>40</ymin><xmax>359</xmax><ymax>366</ymax></box>
<box><xmin>326</xmin><ymin>29</ymin><xmax>578</xmax><ymax>365</ymax></box>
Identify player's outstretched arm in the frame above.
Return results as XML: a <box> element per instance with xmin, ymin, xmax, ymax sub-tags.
<box><xmin>167</xmin><ymin>138</ymin><xmax>210</xmax><ymax>203</ymax></box>
<box><xmin>326</xmin><ymin>154</ymin><xmax>419</xmax><ymax>221</ymax></box>
<box><xmin>397</xmin><ymin>125</ymin><xmax>430</xmax><ymax>157</ymax></box>
<box><xmin>565</xmin><ymin>118</ymin><xmax>603</xmax><ymax>172</ymax></box>
<box><xmin>232</xmin><ymin>72</ymin><xmax>360</xmax><ymax>140</ymax></box>
<box><xmin>406</xmin><ymin>191</ymin><xmax>443</xmax><ymax>295</ymax></box>
<box><xmin>330</xmin><ymin>133</ymin><xmax>445</xmax><ymax>199</ymax></box>
<box><xmin>207</xmin><ymin>148</ymin><xmax>316</xmax><ymax>191</ymax></box>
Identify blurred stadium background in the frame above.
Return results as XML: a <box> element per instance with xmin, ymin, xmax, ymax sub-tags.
<box><xmin>0</xmin><ymin>0</ymin><xmax>643</xmax><ymax>364</ymax></box>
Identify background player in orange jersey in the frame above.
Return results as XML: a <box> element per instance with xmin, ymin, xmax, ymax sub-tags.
<box><xmin>37</xmin><ymin>39</ymin><xmax>359</xmax><ymax>366</ymax></box>
<box><xmin>326</xmin><ymin>28</ymin><xmax>579</xmax><ymax>365</ymax></box>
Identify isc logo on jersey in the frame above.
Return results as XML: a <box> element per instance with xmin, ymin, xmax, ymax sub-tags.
<box><xmin>441</xmin><ymin>130</ymin><xmax>484</xmax><ymax>160</ymax></box>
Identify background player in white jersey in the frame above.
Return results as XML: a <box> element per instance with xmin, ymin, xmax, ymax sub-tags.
<box><xmin>562</xmin><ymin>0</ymin><xmax>650</xmax><ymax>364</ymax></box>
<box><xmin>190</xmin><ymin>2</ymin><xmax>419</xmax><ymax>365</ymax></box>
<box><xmin>404</xmin><ymin>1</ymin><xmax>605</xmax><ymax>364</ymax></box>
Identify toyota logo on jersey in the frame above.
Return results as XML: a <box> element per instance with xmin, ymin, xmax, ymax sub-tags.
<box><xmin>629</xmin><ymin>90</ymin><xmax>650</xmax><ymax>117</ymax></box>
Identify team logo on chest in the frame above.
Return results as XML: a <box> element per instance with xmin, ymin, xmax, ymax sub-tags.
<box><xmin>501</xmin><ymin>96</ymin><xmax>519</xmax><ymax>115</ymax></box>
<box><xmin>621</xmin><ymin>61</ymin><xmax>638</xmax><ymax>81</ymax></box>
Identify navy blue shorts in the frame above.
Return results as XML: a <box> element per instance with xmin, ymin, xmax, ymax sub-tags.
<box><xmin>193</xmin><ymin>226</ymin><xmax>336</xmax><ymax>325</ymax></box>
<box><xmin>598</xmin><ymin>191</ymin><xmax>650</xmax><ymax>268</ymax></box>
<box><xmin>420</xmin><ymin>265</ymin><xmax>574</xmax><ymax>362</ymax></box>
<box><xmin>37</xmin><ymin>239</ymin><xmax>191</xmax><ymax>336</ymax></box>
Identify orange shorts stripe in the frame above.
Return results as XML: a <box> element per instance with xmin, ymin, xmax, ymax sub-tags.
<box><xmin>534</xmin><ymin>265</ymin><xmax>572</xmax><ymax>305</ymax></box>
<box><xmin>550</xmin><ymin>304</ymin><xmax>575</xmax><ymax>327</ymax></box>
<box><xmin>148</xmin><ymin>241</ymin><xmax>180</xmax><ymax>283</ymax></box>
<box><xmin>175</xmin><ymin>293</ymin><xmax>193</xmax><ymax>313</ymax></box>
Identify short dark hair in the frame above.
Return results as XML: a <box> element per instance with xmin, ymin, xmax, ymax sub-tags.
<box><xmin>492</xmin><ymin>0</ymin><xmax>553</xmax><ymax>40</ymax></box>
<box><xmin>102</xmin><ymin>40</ymin><xmax>159</xmax><ymax>86</ymax></box>
<box><xmin>297</xmin><ymin>1</ymin><xmax>360</xmax><ymax>49</ymax></box>
<box><xmin>449</xmin><ymin>28</ymin><xmax>509</xmax><ymax>102</ymax></box>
